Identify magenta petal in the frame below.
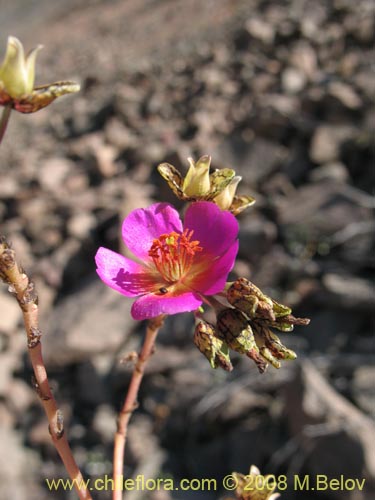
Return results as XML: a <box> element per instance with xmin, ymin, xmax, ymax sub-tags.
<box><xmin>192</xmin><ymin>240</ymin><xmax>239</xmax><ymax>295</ymax></box>
<box><xmin>131</xmin><ymin>292</ymin><xmax>202</xmax><ymax>320</ymax></box>
<box><xmin>184</xmin><ymin>202</ymin><xmax>239</xmax><ymax>257</ymax></box>
<box><xmin>122</xmin><ymin>203</ymin><xmax>183</xmax><ymax>262</ymax></box>
<box><xmin>95</xmin><ymin>247</ymin><xmax>158</xmax><ymax>297</ymax></box>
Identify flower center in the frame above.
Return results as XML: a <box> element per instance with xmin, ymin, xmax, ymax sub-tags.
<box><xmin>148</xmin><ymin>229</ymin><xmax>202</xmax><ymax>283</ymax></box>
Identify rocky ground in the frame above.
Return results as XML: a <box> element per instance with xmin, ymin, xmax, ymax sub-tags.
<box><xmin>0</xmin><ymin>0</ymin><xmax>374</xmax><ymax>499</ymax></box>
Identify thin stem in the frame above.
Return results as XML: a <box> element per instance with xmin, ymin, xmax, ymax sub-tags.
<box><xmin>0</xmin><ymin>104</ymin><xmax>12</xmax><ymax>145</ymax></box>
<box><xmin>0</xmin><ymin>238</ymin><xmax>93</xmax><ymax>500</ymax></box>
<box><xmin>112</xmin><ymin>314</ymin><xmax>165</xmax><ymax>500</ymax></box>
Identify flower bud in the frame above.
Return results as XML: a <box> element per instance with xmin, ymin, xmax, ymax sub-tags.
<box><xmin>227</xmin><ymin>278</ymin><xmax>278</xmax><ymax>321</ymax></box>
<box><xmin>233</xmin><ymin>465</ymin><xmax>281</xmax><ymax>500</ymax></box>
<box><xmin>0</xmin><ymin>36</ymin><xmax>80</xmax><ymax>113</ymax></box>
<box><xmin>193</xmin><ymin>320</ymin><xmax>233</xmax><ymax>371</ymax></box>
<box><xmin>214</xmin><ymin>176</ymin><xmax>255</xmax><ymax>215</ymax></box>
<box><xmin>0</xmin><ymin>36</ymin><xmax>42</xmax><ymax>98</ymax></box>
<box><xmin>183</xmin><ymin>155</ymin><xmax>211</xmax><ymax>196</ymax></box>
<box><xmin>214</xmin><ymin>175</ymin><xmax>242</xmax><ymax>210</ymax></box>
<box><xmin>227</xmin><ymin>278</ymin><xmax>300</xmax><ymax>324</ymax></box>
<box><xmin>253</xmin><ymin>323</ymin><xmax>297</xmax><ymax>368</ymax></box>
<box><xmin>216</xmin><ymin>309</ymin><xmax>267</xmax><ymax>373</ymax></box>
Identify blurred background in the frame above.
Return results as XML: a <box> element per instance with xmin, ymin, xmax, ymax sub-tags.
<box><xmin>0</xmin><ymin>0</ymin><xmax>374</xmax><ymax>499</ymax></box>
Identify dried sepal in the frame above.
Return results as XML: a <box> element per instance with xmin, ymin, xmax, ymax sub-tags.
<box><xmin>157</xmin><ymin>162</ymin><xmax>185</xmax><ymax>198</ymax></box>
<box><xmin>193</xmin><ymin>320</ymin><xmax>233</xmax><ymax>371</ymax></box>
<box><xmin>0</xmin><ymin>80</ymin><xmax>80</xmax><ymax>113</ymax></box>
<box><xmin>229</xmin><ymin>195</ymin><xmax>256</xmax><ymax>216</ymax></box>
<box><xmin>269</xmin><ymin>314</ymin><xmax>310</xmax><ymax>332</ymax></box>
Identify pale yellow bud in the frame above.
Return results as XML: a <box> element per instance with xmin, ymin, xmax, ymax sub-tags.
<box><xmin>182</xmin><ymin>155</ymin><xmax>211</xmax><ymax>196</ymax></box>
<box><xmin>0</xmin><ymin>36</ymin><xmax>42</xmax><ymax>98</ymax></box>
<box><xmin>214</xmin><ymin>175</ymin><xmax>242</xmax><ymax>210</ymax></box>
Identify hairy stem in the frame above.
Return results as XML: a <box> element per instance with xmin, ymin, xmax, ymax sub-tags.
<box><xmin>112</xmin><ymin>314</ymin><xmax>165</xmax><ymax>500</ymax></box>
<box><xmin>0</xmin><ymin>104</ymin><xmax>12</xmax><ymax>145</ymax></box>
<box><xmin>0</xmin><ymin>238</ymin><xmax>93</xmax><ymax>500</ymax></box>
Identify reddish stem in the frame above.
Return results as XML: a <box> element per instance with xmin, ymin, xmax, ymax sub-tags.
<box><xmin>0</xmin><ymin>240</ymin><xmax>93</xmax><ymax>500</ymax></box>
<box><xmin>112</xmin><ymin>315</ymin><xmax>165</xmax><ymax>500</ymax></box>
<box><xmin>0</xmin><ymin>104</ymin><xmax>11</xmax><ymax>145</ymax></box>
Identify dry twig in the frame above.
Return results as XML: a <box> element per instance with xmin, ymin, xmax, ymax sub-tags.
<box><xmin>0</xmin><ymin>237</ymin><xmax>92</xmax><ymax>500</ymax></box>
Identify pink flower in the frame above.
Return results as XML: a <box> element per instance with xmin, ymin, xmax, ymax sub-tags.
<box><xmin>95</xmin><ymin>202</ymin><xmax>239</xmax><ymax>320</ymax></box>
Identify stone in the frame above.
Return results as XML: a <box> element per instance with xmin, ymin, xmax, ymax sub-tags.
<box><xmin>92</xmin><ymin>404</ymin><xmax>117</xmax><ymax>443</ymax></box>
<box><xmin>309</xmin><ymin>125</ymin><xmax>355</xmax><ymax>164</ymax></box>
<box><xmin>322</xmin><ymin>273</ymin><xmax>375</xmax><ymax>312</ymax></box>
<box><xmin>282</xmin><ymin>67</ymin><xmax>306</xmax><ymax>94</ymax></box>
<box><xmin>38</xmin><ymin>157</ymin><xmax>74</xmax><ymax>192</ymax></box>
<box><xmin>246</xmin><ymin>18</ymin><xmax>275</xmax><ymax>45</ymax></box>
<box><xmin>67</xmin><ymin>212</ymin><xmax>96</xmax><ymax>240</ymax></box>
<box><xmin>329</xmin><ymin>82</ymin><xmax>362</xmax><ymax>109</ymax></box>
<box><xmin>238</xmin><ymin>215</ymin><xmax>278</xmax><ymax>263</ymax></box>
<box><xmin>43</xmin><ymin>278</ymin><xmax>136</xmax><ymax>366</ymax></box>
<box><xmin>309</xmin><ymin>162</ymin><xmax>350</xmax><ymax>183</ymax></box>
<box><xmin>0</xmin><ymin>291</ymin><xmax>20</xmax><ymax>333</ymax></box>
<box><xmin>0</xmin><ymin>427</ymin><xmax>42</xmax><ymax>500</ymax></box>
<box><xmin>290</xmin><ymin>42</ymin><xmax>317</xmax><ymax>79</ymax></box>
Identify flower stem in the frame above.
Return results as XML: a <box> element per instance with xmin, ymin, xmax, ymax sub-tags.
<box><xmin>0</xmin><ymin>104</ymin><xmax>12</xmax><ymax>145</ymax></box>
<box><xmin>112</xmin><ymin>314</ymin><xmax>165</xmax><ymax>500</ymax></box>
<box><xmin>0</xmin><ymin>238</ymin><xmax>93</xmax><ymax>500</ymax></box>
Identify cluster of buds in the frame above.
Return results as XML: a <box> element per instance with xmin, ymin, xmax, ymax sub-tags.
<box><xmin>232</xmin><ymin>465</ymin><xmax>281</xmax><ymax>500</ymax></box>
<box><xmin>158</xmin><ymin>155</ymin><xmax>255</xmax><ymax>215</ymax></box>
<box><xmin>194</xmin><ymin>278</ymin><xmax>309</xmax><ymax>373</ymax></box>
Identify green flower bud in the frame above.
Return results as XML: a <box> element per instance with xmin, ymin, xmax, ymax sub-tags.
<box><xmin>193</xmin><ymin>320</ymin><xmax>233</xmax><ymax>371</ymax></box>
<box><xmin>216</xmin><ymin>309</ymin><xmax>267</xmax><ymax>373</ymax></box>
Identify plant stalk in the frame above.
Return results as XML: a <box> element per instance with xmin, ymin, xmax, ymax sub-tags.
<box><xmin>0</xmin><ymin>104</ymin><xmax>12</xmax><ymax>145</ymax></box>
<box><xmin>112</xmin><ymin>314</ymin><xmax>165</xmax><ymax>500</ymax></box>
<box><xmin>0</xmin><ymin>239</ymin><xmax>93</xmax><ymax>500</ymax></box>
